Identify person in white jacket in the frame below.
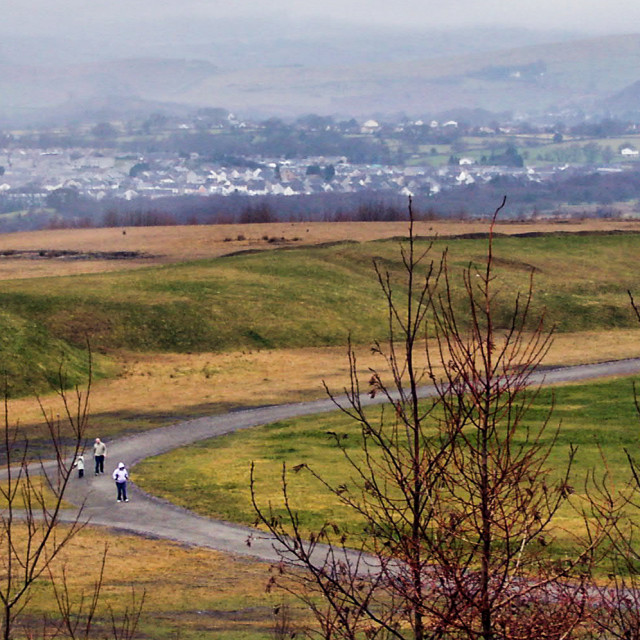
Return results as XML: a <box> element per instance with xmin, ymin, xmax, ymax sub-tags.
<box><xmin>112</xmin><ymin>462</ymin><xmax>129</xmax><ymax>502</ymax></box>
<box><xmin>73</xmin><ymin>454</ymin><xmax>85</xmax><ymax>479</ymax></box>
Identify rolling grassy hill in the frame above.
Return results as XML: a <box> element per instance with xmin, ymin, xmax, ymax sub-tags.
<box><xmin>2</xmin><ymin>230</ymin><xmax>640</xmax><ymax>396</ymax></box>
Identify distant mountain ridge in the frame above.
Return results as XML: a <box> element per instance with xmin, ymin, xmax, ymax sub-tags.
<box><xmin>2</xmin><ymin>30</ymin><xmax>640</xmax><ymax>125</ymax></box>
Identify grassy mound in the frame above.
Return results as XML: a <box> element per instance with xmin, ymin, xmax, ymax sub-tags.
<box><xmin>1</xmin><ymin>231</ymin><xmax>639</xmax><ymax>393</ymax></box>
<box><xmin>0</xmin><ymin>232</ymin><xmax>639</xmax><ymax>352</ymax></box>
<box><xmin>0</xmin><ymin>308</ymin><xmax>109</xmax><ymax>397</ymax></box>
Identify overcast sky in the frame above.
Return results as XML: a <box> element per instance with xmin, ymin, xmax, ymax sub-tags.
<box><xmin>271</xmin><ymin>0</ymin><xmax>640</xmax><ymax>33</ymax></box>
<box><xmin>3</xmin><ymin>0</ymin><xmax>640</xmax><ymax>36</ymax></box>
<box><xmin>2</xmin><ymin>0</ymin><xmax>640</xmax><ymax>33</ymax></box>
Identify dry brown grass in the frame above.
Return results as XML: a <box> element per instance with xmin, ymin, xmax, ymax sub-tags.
<box><xmin>22</xmin><ymin>524</ymin><xmax>297</xmax><ymax>639</ymax></box>
<box><xmin>9</xmin><ymin>328</ymin><xmax>640</xmax><ymax>441</ymax></box>
<box><xmin>1</xmin><ymin>218</ymin><xmax>640</xmax><ymax>279</ymax></box>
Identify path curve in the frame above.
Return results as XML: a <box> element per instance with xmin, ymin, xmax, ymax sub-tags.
<box><xmin>58</xmin><ymin>358</ymin><xmax>640</xmax><ymax>563</ymax></box>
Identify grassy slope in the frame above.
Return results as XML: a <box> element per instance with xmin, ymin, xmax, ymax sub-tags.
<box><xmin>2</xmin><ymin>232</ymin><xmax>640</xmax><ymax>345</ymax></box>
<box><xmin>2</xmin><ymin>231</ymin><xmax>640</xmax><ymax>395</ymax></box>
<box><xmin>0</xmin><ymin>310</ymin><xmax>109</xmax><ymax>397</ymax></box>
<box><xmin>134</xmin><ymin>376</ymin><xmax>640</xmax><ymax>543</ymax></box>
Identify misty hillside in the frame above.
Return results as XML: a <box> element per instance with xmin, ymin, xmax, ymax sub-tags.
<box><xmin>603</xmin><ymin>77</ymin><xmax>640</xmax><ymax>116</ymax></box>
<box><xmin>2</xmin><ymin>30</ymin><xmax>640</xmax><ymax>124</ymax></box>
<box><xmin>0</xmin><ymin>20</ymin><xmax>579</xmax><ymax>69</ymax></box>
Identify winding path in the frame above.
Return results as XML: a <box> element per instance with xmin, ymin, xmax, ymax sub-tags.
<box><xmin>59</xmin><ymin>358</ymin><xmax>640</xmax><ymax>563</ymax></box>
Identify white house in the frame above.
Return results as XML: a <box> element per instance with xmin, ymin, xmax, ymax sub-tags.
<box><xmin>456</xmin><ymin>171</ymin><xmax>475</xmax><ymax>185</ymax></box>
<box><xmin>361</xmin><ymin>119</ymin><xmax>380</xmax><ymax>133</ymax></box>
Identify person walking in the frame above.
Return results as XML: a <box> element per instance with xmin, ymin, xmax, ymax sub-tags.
<box><xmin>73</xmin><ymin>454</ymin><xmax>85</xmax><ymax>478</ymax></box>
<box><xmin>93</xmin><ymin>438</ymin><xmax>107</xmax><ymax>475</ymax></box>
<box><xmin>112</xmin><ymin>462</ymin><xmax>129</xmax><ymax>503</ymax></box>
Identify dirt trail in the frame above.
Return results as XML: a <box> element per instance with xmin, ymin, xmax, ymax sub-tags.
<box><xmin>58</xmin><ymin>357</ymin><xmax>640</xmax><ymax>561</ymax></box>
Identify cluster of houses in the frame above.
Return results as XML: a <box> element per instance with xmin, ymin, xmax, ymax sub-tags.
<box><xmin>2</xmin><ymin>109</ymin><xmax>640</xmax><ymax>210</ymax></box>
<box><xmin>0</xmin><ymin>147</ymin><xmax>565</xmax><ymax>207</ymax></box>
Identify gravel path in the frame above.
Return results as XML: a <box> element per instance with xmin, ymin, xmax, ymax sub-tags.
<box><xmin>57</xmin><ymin>358</ymin><xmax>640</xmax><ymax>562</ymax></box>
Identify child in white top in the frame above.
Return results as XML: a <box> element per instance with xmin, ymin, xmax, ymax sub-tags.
<box><xmin>73</xmin><ymin>455</ymin><xmax>85</xmax><ymax>479</ymax></box>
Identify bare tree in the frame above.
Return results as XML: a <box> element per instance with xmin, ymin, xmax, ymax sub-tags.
<box><xmin>0</xmin><ymin>357</ymin><xmax>144</xmax><ymax>640</ymax></box>
<box><xmin>586</xmin><ymin>291</ymin><xmax>640</xmax><ymax>639</ymax></box>
<box><xmin>416</xmin><ymin>198</ymin><xmax>605</xmax><ymax>640</ymax></box>
<box><xmin>252</xmin><ymin>198</ymin><xmax>604</xmax><ymax>639</ymax></box>
<box><xmin>253</xmin><ymin>196</ymin><xmax>444</xmax><ymax>639</ymax></box>
<box><xmin>0</xmin><ymin>361</ymin><xmax>92</xmax><ymax>639</ymax></box>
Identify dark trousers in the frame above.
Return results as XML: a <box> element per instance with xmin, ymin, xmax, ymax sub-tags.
<box><xmin>78</xmin><ymin>469</ymin><xmax>84</xmax><ymax>478</ymax></box>
<box><xmin>94</xmin><ymin>455</ymin><xmax>104</xmax><ymax>474</ymax></box>
<box><xmin>116</xmin><ymin>481</ymin><xmax>127</xmax><ymax>501</ymax></box>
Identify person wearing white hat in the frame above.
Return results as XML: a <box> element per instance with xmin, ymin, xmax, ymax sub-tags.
<box><xmin>112</xmin><ymin>462</ymin><xmax>129</xmax><ymax>502</ymax></box>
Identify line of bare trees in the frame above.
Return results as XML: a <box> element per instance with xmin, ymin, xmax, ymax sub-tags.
<box><xmin>252</xmin><ymin>198</ymin><xmax>640</xmax><ymax>639</ymax></box>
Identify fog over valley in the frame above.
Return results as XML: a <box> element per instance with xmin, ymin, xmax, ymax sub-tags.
<box><xmin>2</xmin><ymin>1</ymin><xmax>640</xmax><ymax>123</ymax></box>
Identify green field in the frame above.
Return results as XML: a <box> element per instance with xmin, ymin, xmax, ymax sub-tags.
<box><xmin>135</xmin><ymin>375</ymin><xmax>640</xmax><ymax>542</ymax></box>
<box><xmin>404</xmin><ymin>132</ymin><xmax>640</xmax><ymax>169</ymax></box>
<box><xmin>2</xmin><ymin>230</ymin><xmax>640</xmax><ymax>396</ymax></box>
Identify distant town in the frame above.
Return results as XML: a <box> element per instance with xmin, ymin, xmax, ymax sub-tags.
<box><xmin>2</xmin><ymin>109</ymin><xmax>640</xmax><ymax>230</ymax></box>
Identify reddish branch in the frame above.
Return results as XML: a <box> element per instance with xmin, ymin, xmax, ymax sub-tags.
<box><xmin>252</xmin><ymin>198</ymin><xmax>616</xmax><ymax>640</ymax></box>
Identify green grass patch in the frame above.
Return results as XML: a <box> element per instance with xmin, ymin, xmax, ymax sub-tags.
<box><xmin>0</xmin><ymin>307</ymin><xmax>111</xmax><ymax>397</ymax></box>
<box><xmin>135</xmin><ymin>375</ymin><xmax>640</xmax><ymax>542</ymax></box>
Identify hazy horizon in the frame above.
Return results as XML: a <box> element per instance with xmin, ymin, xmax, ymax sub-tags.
<box><xmin>3</xmin><ymin>1</ymin><xmax>640</xmax><ymax>39</ymax></box>
<box><xmin>2</xmin><ymin>0</ymin><xmax>640</xmax><ymax>125</ymax></box>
